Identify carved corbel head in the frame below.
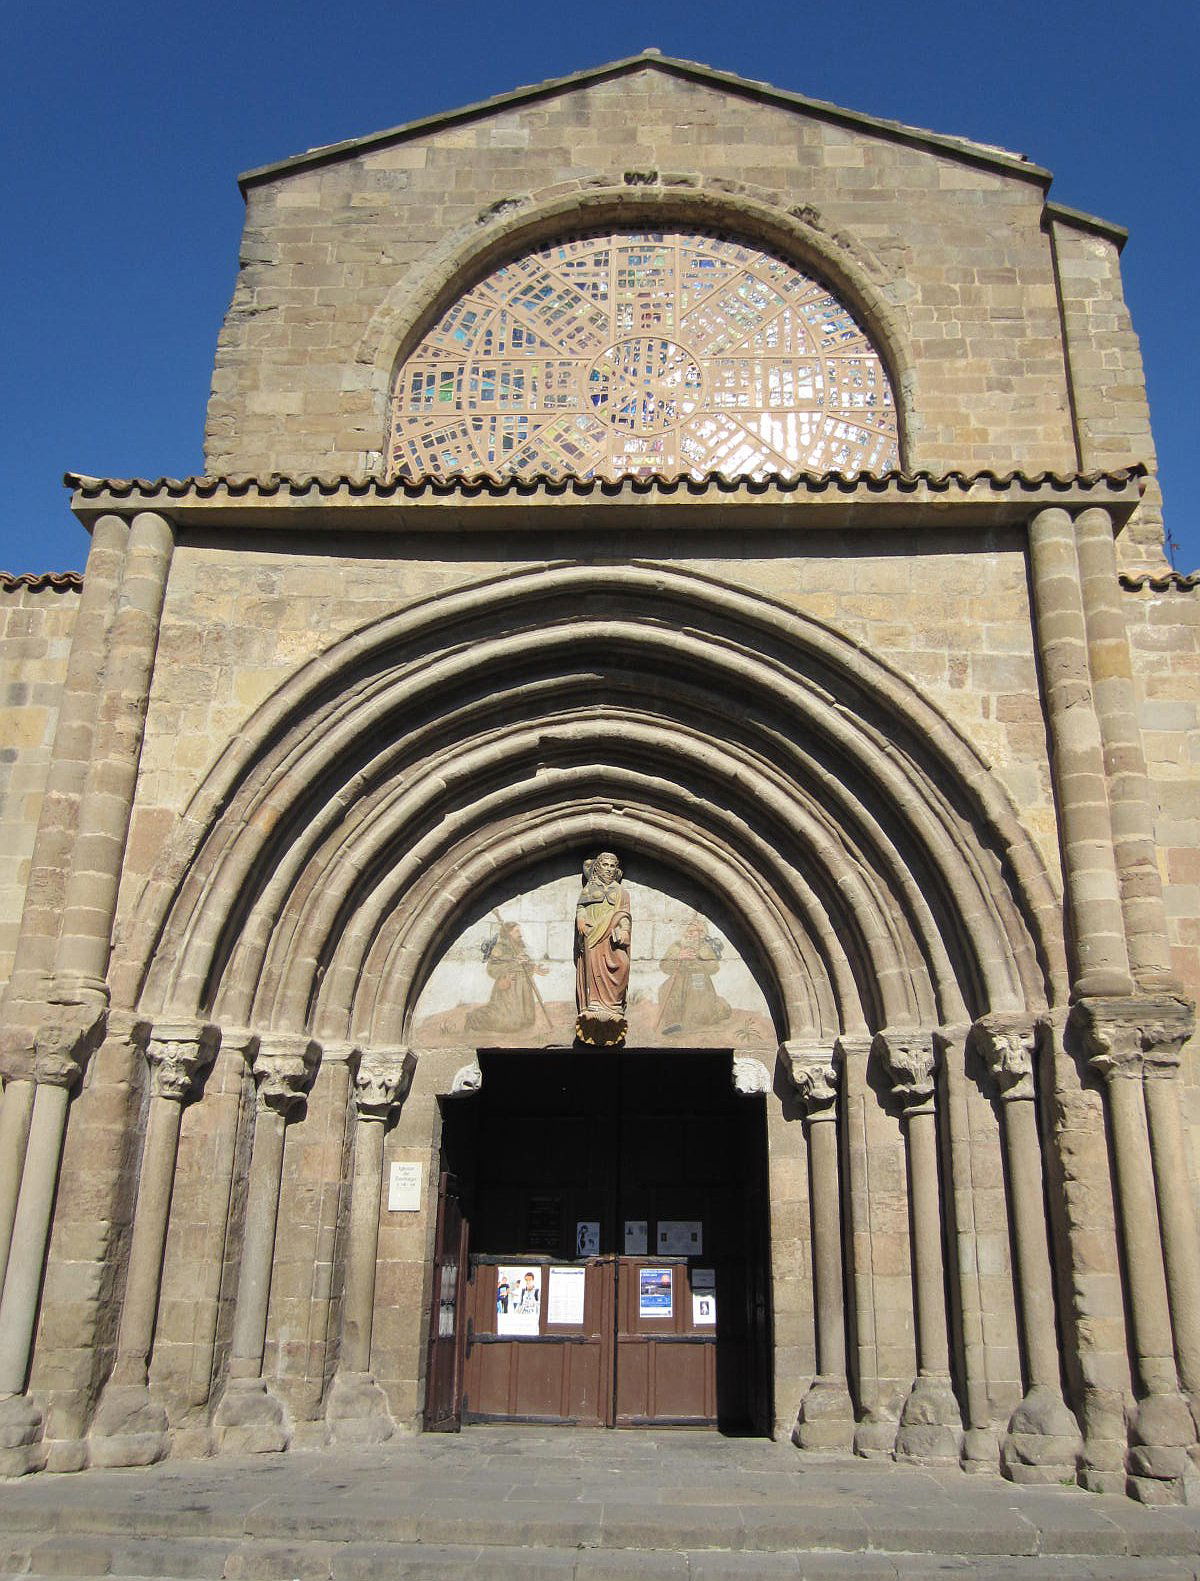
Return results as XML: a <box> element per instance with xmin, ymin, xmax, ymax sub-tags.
<box><xmin>147</xmin><ymin>1022</ymin><xmax>221</xmax><ymax>1103</ymax></box>
<box><xmin>353</xmin><ymin>1048</ymin><xmax>414</xmax><ymax>1119</ymax></box>
<box><xmin>779</xmin><ymin>1042</ymin><xmax>839</xmax><ymax>1120</ymax></box>
<box><xmin>971</xmin><ymin>1013</ymin><xmax>1040</xmax><ymax>1103</ymax></box>
<box><xmin>250</xmin><ymin>1034</ymin><xmax>321</xmax><ymax>1115</ymax></box>
<box><xmin>872</xmin><ymin>1028</ymin><xmax>937</xmax><ymax>1113</ymax></box>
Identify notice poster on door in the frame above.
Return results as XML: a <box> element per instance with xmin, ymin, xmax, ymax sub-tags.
<box><xmin>624</xmin><ymin>1220</ymin><xmax>648</xmax><ymax>1255</ymax></box>
<box><xmin>639</xmin><ymin>1267</ymin><xmax>674</xmax><ymax>1318</ymax></box>
<box><xmin>657</xmin><ymin>1220</ymin><xmax>702</xmax><ymax>1255</ymax></box>
<box><xmin>496</xmin><ymin>1266</ymin><xmax>541</xmax><ymax>1335</ymax></box>
<box><xmin>692</xmin><ymin>1291</ymin><xmax>717</xmax><ymax>1325</ymax></box>
<box><xmin>547</xmin><ymin>1266</ymin><xmax>586</xmax><ymax>1326</ymax></box>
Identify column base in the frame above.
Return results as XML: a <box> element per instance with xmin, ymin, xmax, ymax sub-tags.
<box><xmin>0</xmin><ymin>1393</ymin><xmax>46</xmax><ymax>1478</ymax></box>
<box><xmin>791</xmin><ymin>1375</ymin><xmax>854</xmax><ymax>1453</ymax></box>
<box><xmin>211</xmin><ymin>1377</ymin><xmax>291</xmax><ymax>1456</ymax></box>
<box><xmin>324</xmin><ymin>1370</ymin><xmax>395</xmax><ymax>1446</ymax></box>
<box><xmin>895</xmin><ymin>1374</ymin><xmax>963</xmax><ymax>1465</ymax></box>
<box><xmin>1126</xmin><ymin>1390</ymin><xmax>1200</xmax><ymax>1505</ymax></box>
<box><xmin>88</xmin><ymin>1382</ymin><xmax>169</xmax><ymax>1468</ymax></box>
<box><xmin>961</xmin><ymin>1425</ymin><xmax>1000</xmax><ymax>1474</ymax></box>
<box><xmin>1001</xmin><ymin>1385</ymin><xmax>1083</xmax><ymax>1485</ymax></box>
<box><xmin>853</xmin><ymin>1410</ymin><xmax>899</xmax><ymax>1458</ymax></box>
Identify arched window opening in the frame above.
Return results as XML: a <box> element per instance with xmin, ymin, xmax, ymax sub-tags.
<box><xmin>387</xmin><ymin>230</ymin><xmax>899</xmax><ymax>481</ymax></box>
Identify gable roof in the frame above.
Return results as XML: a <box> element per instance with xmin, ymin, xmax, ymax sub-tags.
<box><xmin>238</xmin><ymin>51</ymin><xmax>1054</xmax><ymax>193</ymax></box>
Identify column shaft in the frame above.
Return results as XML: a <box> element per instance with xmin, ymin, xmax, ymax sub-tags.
<box><xmin>1027</xmin><ymin>506</ymin><xmax>1132</xmax><ymax>996</ymax></box>
<box><xmin>110</xmin><ymin>1097</ymin><xmax>184</xmax><ymax>1384</ymax></box>
<box><xmin>905</xmin><ymin>1107</ymin><xmax>950</xmax><ymax>1376</ymax></box>
<box><xmin>0</xmin><ymin>1080</ymin><xmax>36</xmax><ymax>1293</ymax></box>
<box><xmin>1074</xmin><ymin>506</ymin><xmax>1176</xmax><ymax>988</ymax></box>
<box><xmin>1144</xmin><ymin>1076</ymin><xmax>1200</xmax><ymax>1396</ymax></box>
<box><xmin>807</xmin><ymin>1115</ymin><xmax>847</xmax><ymax>1380</ymax></box>
<box><xmin>1106</xmin><ymin>1076</ymin><xmax>1177</xmax><ymax>1395</ymax></box>
<box><xmin>55</xmin><ymin>511</ymin><xmax>175</xmax><ymax>994</ymax></box>
<box><xmin>341</xmin><ymin>1117</ymin><xmax>386</xmax><ymax>1374</ymax></box>
<box><xmin>1002</xmin><ymin>1098</ymin><xmax>1060</xmax><ymax>1392</ymax></box>
<box><xmin>228</xmin><ymin>1106</ymin><xmax>287</xmax><ymax>1377</ymax></box>
<box><xmin>0</xmin><ymin>1083</ymin><xmax>71</xmax><ymax>1394</ymax></box>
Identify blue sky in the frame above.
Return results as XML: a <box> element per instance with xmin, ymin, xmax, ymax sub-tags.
<box><xmin>2</xmin><ymin>0</ymin><xmax>1196</xmax><ymax>572</ymax></box>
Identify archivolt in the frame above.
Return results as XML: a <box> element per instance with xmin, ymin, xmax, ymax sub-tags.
<box><xmin>119</xmin><ymin>565</ymin><xmax>1065</xmax><ymax>1044</ymax></box>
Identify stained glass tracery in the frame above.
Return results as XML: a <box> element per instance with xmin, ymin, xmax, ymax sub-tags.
<box><xmin>387</xmin><ymin>231</ymin><xmax>899</xmax><ymax>482</ymax></box>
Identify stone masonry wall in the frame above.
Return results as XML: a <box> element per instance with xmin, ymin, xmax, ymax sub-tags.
<box><xmin>111</xmin><ymin>525</ymin><xmax>1059</xmax><ymax>962</ymax></box>
<box><xmin>205</xmin><ymin>68</ymin><xmax>1077</xmax><ymax>486</ymax></box>
<box><xmin>1125</xmin><ymin>579</ymin><xmax>1200</xmax><ymax>1177</ymax></box>
<box><xmin>1050</xmin><ymin>220</ymin><xmax>1167</xmax><ymax>571</ymax></box>
<box><xmin>0</xmin><ymin>580</ymin><xmax>80</xmax><ymax>997</ymax></box>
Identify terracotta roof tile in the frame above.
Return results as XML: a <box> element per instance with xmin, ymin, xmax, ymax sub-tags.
<box><xmin>1119</xmin><ymin>569</ymin><xmax>1200</xmax><ymax>591</ymax></box>
<box><xmin>0</xmin><ymin>570</ymin><xmax>83</xmax><ymax>592</ymax></box>
<box><xmin>64</xmin><ymin>465</ymin><xmax>1147</xmax><ymax>503</ymax></box>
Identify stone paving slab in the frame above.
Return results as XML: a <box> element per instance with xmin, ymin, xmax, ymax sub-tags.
<box><xmin>0</xmin><ymin>1428</ymin><xmax>1199</xmax><ymax>1579</ymax></box>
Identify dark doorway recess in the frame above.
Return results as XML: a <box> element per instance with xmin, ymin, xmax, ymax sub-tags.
<box><xmin>425</xmin><ymin>1049</ymin><xmax>772</xmax><ymax>1434</ymax></box>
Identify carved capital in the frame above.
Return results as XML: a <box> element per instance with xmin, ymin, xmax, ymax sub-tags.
<box><xmin>1074</xmin><ymin>995</ymin><xmax>1196</xmax><ymax>1083</ymax></box>
<box><xmin>873</xmin><ymin>1028</ymin><xmax>937</xmax><ymax>1112</ymax></box>
<box><xmin>250</xmin><ymin>1035</ymin><xmax>320</xmax><ymax>1115</ymax></box>
<box><xmin>972</xmin><ymin>1013</ymin><xmax>1040</xmax><ymax>1103</ymax></box>
<box><xmin>353</xmin><ymin>1048</ymin><xmax>413</xmax><ymax>1119</ymax></box>
<box><xmin>779</xmin><ymin>1042</ymin><xmax>838</xmax><ymax>1119</ymax></box>
<box><xmin>32</xmin><ymin>990</ymin><xmax>111</xmax><ymax>1088</ymax></box>
<box><xmin>147</xmin><ymin>1022</ymin><xmax>221</xmax><ymax>1102</ymax></box>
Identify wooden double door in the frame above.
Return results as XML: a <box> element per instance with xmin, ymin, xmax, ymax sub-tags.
<box><xmin>426</xmin><ymin>1049</ymin><xmax>771</xmax><ymax>1432</ymax></box>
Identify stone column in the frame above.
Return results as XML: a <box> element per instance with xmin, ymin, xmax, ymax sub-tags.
<box><xmin>1074</xmin><ymin>506</ymin><xmax>1179</xmax><ymax>993</ymax></box>
<box><xmin>89</xmin><ymin>1024</ymin><xmax>220</xmax><ymax>1468</ymax></box>
<box><xmin>874</xmin><ymin>1029</ymin><xmax>962</xmax><ymax>1464</ymax></box>
<box><xmin>325</xmin><ymin>1048</ymin><xmax>413</xmax><ymax>1444</ymax></box>
<box><xmin>0</xmin><ymin>1018</ymin><xmax>105</xmax><ymax>1476</ymax></box>
<box><xmin>0</xmin><ymin>1078</ymin><xmax>36</xmax><ymax>1293</ymax></box>
<box><xmin>212</xmin><ymin>1035</ymin><xmax>319</xmax><ymax>1455</ymax></box>
<box><xmin>781</xmin><ymin>1042</ymin><xmax>854</xmax><ymax>1452</ymax></box>
<box><xmin>54</xmin><ymin>511</ymin><xmax>176</xmax><ymax>1001</ymax></box>
<box><xmin>973</xmin><ymin>1013</ymin><xmax>1082</xmax><ymax>1484</ymax></box>
<box><xmin>1027</xmin><ymin>506</ymin><xmax>1133</xmax><ymax>998</ymax></box>
<box><xmin>0</xmin><ymin>514</ymin><xmax>131</xmax><ymax>1321</ymax></box>
<box><xmin>1076</xmin><ymin>995</ymin><xmax>1198</xmax><ymax>1503</ymax></box>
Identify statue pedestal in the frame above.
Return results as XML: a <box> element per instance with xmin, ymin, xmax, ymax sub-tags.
<box><xmin>575</xmin><ymin>1009</ymin><xmax>627</xmax><ymax>1047</ymax></box>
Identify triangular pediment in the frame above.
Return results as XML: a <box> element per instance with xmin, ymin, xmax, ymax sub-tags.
<box><xmin>238</xmin><ymin>51</ymin><xmax>1049</xmax><ymax>193</ymax></box>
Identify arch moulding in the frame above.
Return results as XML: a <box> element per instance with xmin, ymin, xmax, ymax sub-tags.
<box><xmin>354</xmin><ymin>176</ymin><xmax>921</xmax><ymax>472</ymax></box>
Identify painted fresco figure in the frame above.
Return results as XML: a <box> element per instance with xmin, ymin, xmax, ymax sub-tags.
<box><xmin>465</xmin><ymin>920</ymin><xmax>548</xmax><ymax>1033</ymax></box>
<box><xmin>656</xmin><ymin>915</ymin><xmax>731</xmax><ymax>1035</ymax></box>
<box><xmin>574</xmin><ymin>850</ymin><xmax>632</xmax><ymax>1044</ymax></box>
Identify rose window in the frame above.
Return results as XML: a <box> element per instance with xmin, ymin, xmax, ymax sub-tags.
<box><xmin>387</xmin><ymin>230</ymin><xmax>899</xmax><ymax>481</ymax></box>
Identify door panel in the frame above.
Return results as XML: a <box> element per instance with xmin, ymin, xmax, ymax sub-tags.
<box><xmin>423</xmin><ymin>1172</ymin><xmax>468</xmax><ymax>1431</ymax></box>
<box><xmin>436</xmin><ymin>1050</ymin><xmax>770</xmax><ymax>1432</ymax></box>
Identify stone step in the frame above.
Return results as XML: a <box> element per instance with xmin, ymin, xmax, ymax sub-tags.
<box><xmin>4</xmin><ymin>1537</ymin><xmax>1200</xmax><ymax>1581</ymax></box>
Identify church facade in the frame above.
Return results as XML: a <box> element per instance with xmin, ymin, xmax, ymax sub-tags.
<box><xmin>1</xmin><ymin>54</ymin><xmax>1199</xmax><ymax>1502</ymax></box>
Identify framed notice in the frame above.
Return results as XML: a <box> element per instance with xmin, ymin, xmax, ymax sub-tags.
<box><xmin>639</xmin><ymin>1267</ymin><xmax>673</xmax><ymax>1318</ymax></box>
<box><xmin>387</xmin><ymin>1162</ymin><xmax>422</xmax><ymax>1212</ymax></box>
<box><xmin>657</xmin><ymin>1220</ymin><xmax>702</xmax><ymax>1255</ymax></box>
<box><xmin>624</xmin><ymin>1219</ymin><xmax>648</xmax><ymax>1255</ymax></box>
<box><xmin>692</xmin><ymin>1291</ymin><xmax>717</xmax><ymax>1325</ymax></box>
<box><xmin>547</xmin><ymin>1266</ymin><xmax>586</xmax><ymax>1326</ymax></box>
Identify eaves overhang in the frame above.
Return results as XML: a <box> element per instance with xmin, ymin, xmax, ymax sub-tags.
<box><xmin>65</xmin><ymin>467</ymin><xmax>1145</xmax><ymax>536</ymax></box>
<box><xmin>237</xmin><ymin>52</ymin><xmax>1053</xmax><ymax>194</ymax></box>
